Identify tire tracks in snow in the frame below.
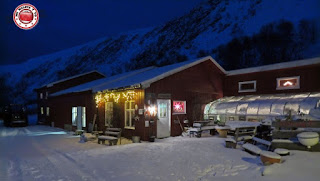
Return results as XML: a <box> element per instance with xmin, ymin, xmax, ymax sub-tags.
<box><xmin>1</xmin><ymin>127</ymin><xmax>29</xmax><ymax>180</ymax></box>
<box><xmin>26</xmin><ymin>128</ymin><xmax>100</xmax><ymax>181</ymax></box>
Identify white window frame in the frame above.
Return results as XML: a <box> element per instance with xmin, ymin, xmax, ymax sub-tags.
<box><xmin>125</xmin><ymin>100</ymin><xmax>135</xmax><ymax>129</ymax></box>
<box><xmin>105</xmin><ymin>102</ymin><xmax>113</xmax><ymax>126</ymax></box>
<box><xmin>276</xmin><ymin>76</ymin><xmax>300</xmax><ymax>90</ymax></box>
<box><xmin>238</xmin><ymin>80</ymin><xmax>257</xmax><ymax>93</ymax></box>
<box><xmin>72</xmin><ymin>107</ymin><xmax>77</xmax><ymax>126</ymax></box>
<box><xmin>40</xmin><ymin>107</ymin><xmax>44</xmax><ymax>115</ymax></box>
<box><xmin>71</xmin><ymin>106</ymin><xmax>86</xmax><ymax>127</ymax></box>
<box><xmin>46</xmin><ymin>107</ymin><xmax>50</xmax><ymax>116</ymax></box>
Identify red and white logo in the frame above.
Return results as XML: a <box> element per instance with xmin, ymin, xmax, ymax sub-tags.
<box><xmin>13</xmin><ymin>3</ymin><xmax>39</xmax><ymax>30</ymax></box>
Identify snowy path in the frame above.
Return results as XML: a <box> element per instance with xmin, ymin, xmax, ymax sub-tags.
<box><xmin>1</xmin><ymin>123</ymin><xmax>320</xmax><ymax>181</ymax></box>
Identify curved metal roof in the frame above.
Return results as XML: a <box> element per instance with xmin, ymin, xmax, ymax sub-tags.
<box><xmin>205</xmin><ymin>92</ymin><xmax>320</xmax><ymax>117</ymax></box>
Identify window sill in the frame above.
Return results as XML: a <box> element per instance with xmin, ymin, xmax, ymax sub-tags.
<box><xmin>238</xmin><ymin>89</ymin><xmax>256</xmax><ymax>93</ymax></box>
<box><xmin>124</xmin><ymin>127</ymin><xmax>135</xmax><ymax>130</ymax></box>
<box><xmin>172</xmin><ymin>113</ymin><xmax>186</xmax><ymax>115</ymax></box>
<box><xmin>276</xmin><ymin>86</ymin><xmax>300</xmax><ymax>90</ymax></box>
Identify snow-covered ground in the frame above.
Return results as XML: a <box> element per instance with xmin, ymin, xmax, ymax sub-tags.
<box><xmin>0</xmin><ymin>122</ymin><xmax>319</xmax><ymax>181</ymax></box>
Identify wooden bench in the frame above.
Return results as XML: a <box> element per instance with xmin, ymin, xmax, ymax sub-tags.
<box><xmin>252</xmin><ymin>136</ymin><xmax>271</xmax><ymax>150</ymax></box>
<box><xmin>189</xmin><ymin>123</ymin><xmax>202</xmax><ymax>137</ymax></box>
<box><xmin>233</xmin><ymin>126</ymin><xmax>257</xmax><ymax>143</ymax></box>
<box><xmin>98</xmin><ymin>128</ymin><xmax>122</xmax><ymax>146</ymax></box>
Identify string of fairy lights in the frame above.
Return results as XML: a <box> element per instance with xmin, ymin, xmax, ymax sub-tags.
<box><xmin>95</xmin><ymin>90</ymin><xmax>137</xmax><ymax>107</ymax></box>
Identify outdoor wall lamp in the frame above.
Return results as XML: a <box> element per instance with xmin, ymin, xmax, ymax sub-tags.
<box><xmin>147</xmin><ymin>105</ymin><xmax>157</xmax><ymax>117</ymax></box>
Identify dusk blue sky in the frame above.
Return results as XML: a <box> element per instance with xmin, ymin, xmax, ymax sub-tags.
<box><xmin>1</xmin><ymin>0</ymin><xmax>203</xmax><ymax>65</ymax></box>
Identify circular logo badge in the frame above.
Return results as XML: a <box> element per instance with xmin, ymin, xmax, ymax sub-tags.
<box><xmin>13</xmin><ymin>3</ymin><xmax>39</xmax><ymax>30</ymax></box>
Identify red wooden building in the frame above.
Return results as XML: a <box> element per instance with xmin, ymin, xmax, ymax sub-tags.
<box><xmin>224</xmin><ymin>57</ymin><xmax>320</xmax><ymax>96</ymax></box>
<box><xmin>49</xmin><ymin>57</ymin><xmax>225</xmax><ymax>140</ymax></box>
<box><xmin>37</xmin><ymin>56</ymin><xmax>320</xmax><ymax>141</ymax></box>
<box><xmin>34</xmin><ymin>71</ymin><xmax>105</xmax><ymax>125</ymax></box>
<box><xmin>205</xmin><ymin>57</ymin><xmax>320</xmax><ymax>122</ymax></box>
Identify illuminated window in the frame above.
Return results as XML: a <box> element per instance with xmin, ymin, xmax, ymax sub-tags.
<box><xmin>72</xmin><ymin>107</ymin><xmax>77</xmax><ymax>126</ymax></box>
<box><xmin>82</xmin><ymin>107</ymin><xmax>86</xmax><ymax>128</ymax></box>
<box><xmin>125</xmin><ymin>100</ymin><xmax>135</xmax><ymax>128</ymax></box>
<box><xmin>72</xmin><ymin>107</ymin><xmax>86</xmax><ymax>127</ymax></box>
<box><xmin>105</xmin><ymin>102</ymin><xmax>113</xmax><ymax>126</ymax></box>
<box><xmin>40</xmin><ymin>93</ymin><xmax>43</xmax><ymax>99</ymax></box>
<box><xmin>159</xmin><ymin>103</ymin><xmax>167</xmax><ymax>118</ymax></box>
<box><xmin>173</xmin><ymin>101</ymin><xmax>186</xmax><ymax>115</ymax></box>
<box><xmin>40</xmin><ymin>107</ymin><xmax>44</xmax><ymax>115</ymax></box>
<box><xmin>46</xmin><ymin>107</ymin><xmax>50</xmax><ymax>116</ymax></box>
<box><xmin>238</xmin><ymin>81</ymin><xmax>256</xmax><ymax>92</ymax></box>
<box><xmin>277</xmin><ymin>76</ymin><xmax>300</xmax><ymax>90</ymax></box>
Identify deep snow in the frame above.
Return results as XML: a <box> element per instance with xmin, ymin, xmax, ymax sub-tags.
<box><xmin>0</xmin><ymin>123</ymin><xmax>320</xmax><ymax>181</ymax></box>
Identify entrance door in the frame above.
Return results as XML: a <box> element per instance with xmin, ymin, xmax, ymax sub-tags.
<box><xmin>157</xmin><ymin>99</ymin><xmax>171</xmax><ymax>138</ymax></box>
<box><xmin>72</xmin><ymin>106</ymin><xmax>86</xmax><ymax>130</ymax></box>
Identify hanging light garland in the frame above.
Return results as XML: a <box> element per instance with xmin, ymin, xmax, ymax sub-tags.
<box><xmin>97</xmin><ymin>90</ymin><xmax>137</xmax><ymax>106</ymax></box>
<box><xmin>122</xmin><ymin>90</ymin><xmax>136</xmax><ymax>101</ymax></box>
<box><xmin>110</xmin><ymin>93</ymin><xmax>121</xmax><ymax>103</ymax></box>
<box><xmin>95</xmin><ymin>93</ymin><xmax>103</xmax><ymax>107</ymax></box>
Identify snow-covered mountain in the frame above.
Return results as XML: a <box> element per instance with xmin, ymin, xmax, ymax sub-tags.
<box><xmin>1</xmin><ymin>0</ymin><xmax>319</xmax><ymax>104</ymax></box>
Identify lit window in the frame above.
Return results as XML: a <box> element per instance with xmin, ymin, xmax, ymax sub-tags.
<box><xmin>72</xmin><ymin>107</ymin><xmax>77</xmax><ymax>126</ymax></box>
<box><xmin>238</xmin><ymin>81</ymin><xmax>256</xmax><ymax>93</ymax></box>
<box><xmin>40</xmin><ymin>107</ymin><xmax>44</xmax><ymax>115</ymax></box>
<box><xmin>159</xmin><ymin>103</ymin><xmax>167</xmax><ymax>118</ymax></box>
<box><xmin>105</xmin><ymin>102</ymin><xmax>113</xmax><ymax>126</ymax></box>
<box><xmin>46</xmin><ymin>107</ymin><xmax>50</xmax><ymax>116</ymax></box>
<box><xmin>277</xmin><ymin>76</ymin><xmax>300</xmax><ymax>90</ymax></box>
<box><xmin>125</xmin><ymin>100</ymin><xmax>135</xmax><ymax>128</ymax></box>
<box><xmin>71</xmin><ymin>107</ymin><xmax>86</xmax><ymax>127</ymax></box>
<box><xmin>40</xmin><ymin>93</ymin><xmax>43</xmax><ymax>99</ymax></box>
<box><xmin>173</xmin><ymin>101</ymin><xmax>186</xmax><ymax>115</ymax></box>
<box><xmin>82</xmin><ymin>107</ymin><xmax>86</xmax><ymax>127</ymax></box>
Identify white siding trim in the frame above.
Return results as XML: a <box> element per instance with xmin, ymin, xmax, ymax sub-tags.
<box><xmin>238</xmin><ymin>80</ymin><xmax>257</xmax><ymax>93</ymax></box>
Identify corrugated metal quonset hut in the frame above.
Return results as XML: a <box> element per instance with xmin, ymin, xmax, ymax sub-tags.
<box><xmin>204</xmin><ymin>92</ymin><xmax>320</xmax><ymax>122</ymax></box>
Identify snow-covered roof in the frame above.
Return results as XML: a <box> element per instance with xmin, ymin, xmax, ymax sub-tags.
<box><xmin>51</xmin><ymin>67</ymin><xmax>155</xmax><ymax>96</ymax></box>
<box><xmin>52</xmin><ymin>56</ymin><xmax>224</xmax><ymax>96</ymax></box>
<box><xmin>227</xmin><ymin>57</ymin><xmax>320</xmax><ymax>76</ymax></box>
<box><xmin>40</xmin><ymin>70</ymin><xmax>105</xmax><ymax>88</ymax></box>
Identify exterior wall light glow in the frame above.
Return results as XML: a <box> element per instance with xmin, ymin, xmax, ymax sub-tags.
<box><xmin>95</xmin><ymin>93</ymin><xmax>103</xmax><ymax>107</ymax></box>
<box><xmin>147</xmin><ymin>106</ymin><xmax>157</xmax><ymax>116</ymax></box>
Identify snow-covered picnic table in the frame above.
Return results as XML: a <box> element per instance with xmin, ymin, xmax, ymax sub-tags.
<box><xmin>225</xmin><ymin>121</ymin><xmax>261</xmax><ymax>131</ymax></box>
